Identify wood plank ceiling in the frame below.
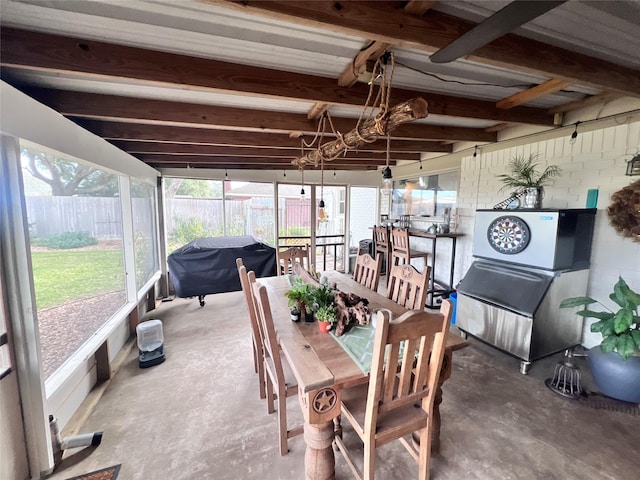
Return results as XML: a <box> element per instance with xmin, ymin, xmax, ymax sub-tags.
<box><xmin>1</xmin><ymin>0</ymin><xmax>639</xmax><ymax>172</ymax></box>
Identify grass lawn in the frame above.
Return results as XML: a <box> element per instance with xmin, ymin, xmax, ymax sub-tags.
<box><xmin>31</xmin><ymin>249</ymin><xmax>126</xmax><ymax>309</ymax></box>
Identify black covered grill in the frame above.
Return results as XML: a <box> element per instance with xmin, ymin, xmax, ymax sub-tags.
<box><xmin>168</xmin><ymin>236</ymin><xmax>276</xmax><ymax>304</ymax></box>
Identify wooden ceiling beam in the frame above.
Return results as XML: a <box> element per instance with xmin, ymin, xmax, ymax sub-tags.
<box><xmin>151</xmin><ymin>163</ymin><xmax>377</xmax><ymax>171</ymax></box>
<box><xmin>110</xmin><ymin>142</ymin><xmax>419</xmax><ymax>160</ymax></box>
<box><xmin>31</xmin><ymin>89</ymin><xmax>496</xmax><ymax>142</ymax></box>
<box><xmin>403</xmin><ymin>0</ymin><xmax>437</xmax><ymax>16</ymax></box>
<box><xmin>337</xmin><ymin>40</ymin><xmax>390</xmax><ymax>88</ymax></box>
<box><xmin>496</xmin><ymin>79</ymin><xmax>572</xmax><ymax>110</ymax></box>
<box><xmin>547</xmin><ymin>92</ymin><xmax>622</xmax><ymax>114</ymax></box>
<box><xmin>218</xmin><ymin>1</ymin><xmax>640</xmax><ymax>97</ymax></box>
<box><xmin>0</xmin><ymin>27</ymin><xmax>553</xmax><ymax>125</ymax></box>
<box><xmin>78</xmin><ymin>121</ymin><xmax>454</xmax><ymax>152</ymax></box>
<box><xmin>136</xmin><ymin>154</ymin><xmax>395</xmax><ymax>167</ymax></box>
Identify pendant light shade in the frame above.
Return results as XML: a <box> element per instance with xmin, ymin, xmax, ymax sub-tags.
<box><xmin>382</xmin><ymin>166</ymin><xmax>393</xmax><ymax>193</ymax></box>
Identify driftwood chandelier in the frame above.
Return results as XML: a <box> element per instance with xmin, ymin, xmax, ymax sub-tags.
<box><xmin>293</xmin><ymin>52</ymin><xmax>429</xmax><ymax>169</ymax></box>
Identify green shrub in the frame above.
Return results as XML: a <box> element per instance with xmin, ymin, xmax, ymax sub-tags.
<box><xmin>33</xmin><ymin>231</ymin><xmax>98</xmax><ymax>249</ymax></box>
<box><xmin>168</xmin><ymin>217</ymin><xmax>217</xmax><ymax>251</ymax></box>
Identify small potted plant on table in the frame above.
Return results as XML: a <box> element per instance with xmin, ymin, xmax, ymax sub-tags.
<box><xmin>285</xmin><ymin>279</ymin><xmax>314</xmax><ymax>322</ymax></box>
<box><xmin>560</xmin><ymin>277</ymin><xmax>640</xmax><ymax>403</ymax></box>
<box><xmin>315</xmin><ymin>304</ymin><xmax>337</xmax><ymax>333</ymax></box>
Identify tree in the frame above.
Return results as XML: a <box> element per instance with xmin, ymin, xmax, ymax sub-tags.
<box><xmin>21</xmin><ymin>147</ymin><xmax>118</xmax><ymax>197</ymax></box>
<box><xmin>164</xmin><ymin>178</ymin><xmax>221</xmax><ymax>198</ymax></box>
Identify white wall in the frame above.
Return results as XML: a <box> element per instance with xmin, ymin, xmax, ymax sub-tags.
<box><xmin>0</xmin><ymin>373</ymin><xmax>29</xmax><ymax>480</ymax></box>
<box><xmin>456</xmin><ymin>120</ymin><xmax>640</xmax><ymax>347</ymax></box>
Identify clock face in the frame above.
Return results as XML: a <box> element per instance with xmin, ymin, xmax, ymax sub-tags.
<box><xmin>507</xmin><ymin>197</ymin><xmax>520</xmax><ymax>209</ymax></box>
<box><xmin>487</xmin><ymin>216</ymin><xmax>531</xmax><ymax>254</ymax></box>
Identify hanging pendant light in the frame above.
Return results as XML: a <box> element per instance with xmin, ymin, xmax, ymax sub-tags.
<box><xmin>382</xmin><ymin>133</ymin><xmax>393</xmax><ymax>193</ymax></box>
<box><xmin>318</xmin><ymin>156</ymin><xmax>327</xmax><ymax>222</ymax></box>
<box><xmin>300</xmin><ymin>168</ymin><xmax>306</xmax><ymax>198</ymax></box>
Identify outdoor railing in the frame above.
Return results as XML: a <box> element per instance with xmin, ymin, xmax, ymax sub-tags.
<box><xmin>278</xmin><ymin>234</ymin><xmax>345</xmax><ymax>272</ymax></box>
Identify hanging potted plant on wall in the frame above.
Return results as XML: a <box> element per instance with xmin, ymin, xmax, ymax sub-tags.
<box><xmin>497</xmin><ymin>153</ymin><xmax>561</xmax><ymax>208</ymax></box>
<box><xmin>560</xmin><ymin>277</ymin><xmax>640</xmax><ymax>403</ymax></box>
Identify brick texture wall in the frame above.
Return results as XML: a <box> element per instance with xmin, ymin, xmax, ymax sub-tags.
<box><xmin>457</xmin><ymin>121</ymin><xmax>640</xmax><ymax>347</ymax></box>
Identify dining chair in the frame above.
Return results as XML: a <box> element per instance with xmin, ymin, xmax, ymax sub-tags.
<box><xmin>353</xmin><ymin>252</ymin><xmax>383</xmax><ymax>292</ymax></box>
<box><xmin>277</xmin><ymin>245</ymin><xmax>310</xmax><ymax>276</ymax></box>
<box><xmin>386</xmin><ymin>263</ymin><xmax>431</xmax><ymax>310</ymax></box>
<box><xmin>335</xmin><ymin>301</ymin><xmax>453</xmax><ymax>480</ymax></box>
<box><xmin>373</xmin><ymin>225</ymin><xmax>391</xmax><ymax>277</ymax></box>
<box><xmin>390</xmin><ymin>227</ymin><xmax>429</xmax><ymax>273</ymax></box>
<box><xmin>248</xmin><ymin>270</ymin><xmax>304</xmax><ymax>455</ymax></box>
<box><xmin>236</xmin><ymin>258</ymin><xmax>266</xmax><ymax>400</ymax></box>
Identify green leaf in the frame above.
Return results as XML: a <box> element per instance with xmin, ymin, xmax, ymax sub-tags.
<box><xmin>617</xmin><ymin>278</ymin><xmax>640</xmax><ymax>308</ymax></box>
<box><xmin>616</xmin><ymin>334</ymin><xmax>636</xmax><ymax>360</ymax></box>
<box><xmin>609</xmin><ymin>292</ymin><xmax>627</xmax><ymax>309</ymax></box>
<box><xmin>600</xmin><ymin>335</ymin><xmax>617</xmax><ymax>353</ymax></box>
<box><xmin>576</xmin><ymin>309</ymin><xmax>613</xmax><ymax>320</ymax></box>
<box><xmin>559</xmin><ymin>297</ymin><xmax>598</xmax><ymax>308</ymax></box>
<box><xmin>590</xmin><ymin>319</ymin><xmax>615</xmax><ymax>336</ymax></box>
<box><xmin>613</xmin><ymin>309</ymin><xmax>633</xmax><ymax>334</ymax></box>
<box><xmin>631</xmin><ymin>330</ymin><xmax>640</xmax><ymax>350</ymax></box>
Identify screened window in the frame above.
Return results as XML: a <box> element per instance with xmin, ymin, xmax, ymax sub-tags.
<box><xmin>164</xmin><ymin>178</ymin><xmax>223</xmax><ymax>253</ymax></box>
<box><xmin>20</xmin><ymin>140</ymin><xmax>127</xmax><ymax>380</ymax></box>
<box><xmin>225</xmin><ymin>181</ymin><xmax>275</xmax><ymax>244</ymax></box>
<box><xmin>390</xmin><ymin>171</ymin><xmax>459</xmax><ymax>219</ymax></box>
<box><xmin>131</xmin><ymin>180</ymin><xmax>159</xmax><ymax>291</ymax></box>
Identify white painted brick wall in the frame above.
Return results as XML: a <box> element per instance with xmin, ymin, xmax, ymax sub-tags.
<box><xmin>457</xmin><ymin>121</ymin><xmax>640</xmax><ymax>348</ymax></box>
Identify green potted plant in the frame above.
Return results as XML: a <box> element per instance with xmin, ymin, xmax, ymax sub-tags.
<box><xmin>285</xmin><ymin>278</ymin><xmax>314</xmax><ymax>322</ymax></box>
<box><xmin>560</xmin><ymin>277</ymin><xmax>640</xmax><ymax>403</ymax></box>
<box><xmin>315</xmin><ymin>304</ymin><xmax>337</xmax><ymax>333</ymax></box>
<box><xmin>497</xmin><ymin>153</ymin><xmax>561</xmax><ymax>208</ymax></box>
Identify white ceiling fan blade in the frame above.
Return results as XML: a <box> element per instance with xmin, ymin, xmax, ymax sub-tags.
<box><xmin>430</xmin><ymin>0</ymin><xmax>568</xmax><ymax>64</ymax></box>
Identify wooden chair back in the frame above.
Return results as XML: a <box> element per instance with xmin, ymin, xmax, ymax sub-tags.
<box><xmin>277</xmin><ymin>245</ymin><xmax>310</xmax><ymax>276</ymax></box>
<box><xmin>248</xmin><ymin>270</ymin><xmax>304</xmax><ymax>455</ymax></box>
<box><xmin>390</xmin><ymin>227</ymin><xmax>411</xmax><ymax>266</ymax></box>
<box><xmin>366</xmin><ymin>303</ymin><xmax>452</xmax><ymax>470</ymax></box>
<box><xmin>373</xmin><ymin>225</ymin><xmax>391</xmax><ymax>276</ymax></box>
<box><xmin>292</xmin><ymin>262</ymin><xmax>320</xmax><ymax>286</ymax></box>
<box><xmin>248</xmin><ymin>271</ymin><xmax>285</xmax><ymax>389</ymax></box>
<box><xmin>387</xmin><ymin>263</ymin><xmax>431</xmax><ymax>310</ymax></box>
<box><xmin>353</xmin><ymin>252</ymin><xmax>382</xmax><ymax>292</ymax></box>
<box><xmin>236</xmin><ymin>258</ymin><xmax>266</xmax><ymax>399</ymax></box>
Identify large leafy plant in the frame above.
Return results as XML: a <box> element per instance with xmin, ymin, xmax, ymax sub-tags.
<box><xmin>560</xmin><ymin>277</ymin><xmax>640</xmax><ymax>360</ymax></box>
<box><xmin>497</xmin><ymin>153</ymin><xmax>561</xmax><ymax>192</ymax></box>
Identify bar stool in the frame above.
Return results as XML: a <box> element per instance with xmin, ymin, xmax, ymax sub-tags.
<box><xmin>373</xmin><ymin>225</ymin><xmax>391</xmax><ymax>277</ymax></box>
<box><xmin>390</xmin><ymin>227</ymin><xmax>430</xmax><ymax>273</ymax></box>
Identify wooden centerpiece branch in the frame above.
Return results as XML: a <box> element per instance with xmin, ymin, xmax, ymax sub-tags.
<box><xmin>292</xmin><ymin>97</ymin><xmax>429</xmax><ymax>168</ymax></box>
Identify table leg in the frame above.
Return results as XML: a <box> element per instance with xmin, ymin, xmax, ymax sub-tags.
<box><xmin>299</xmin><ymin>387</ymin><xmax>341</xmax><ymax>480</ymax></box>
<box><xmin>304</xmin><ymin>422</ymin><xmax>336</xmax><ymax>480</ymax></box>
<box><xmin>432</xmin><ymin>350</ymin><xmax>453</xmax><ymax>454</ymax></box>
<box><xmin>412</xmin><ymin>349</ymin><xmax>453</xmax><ymax>454</ymax></box>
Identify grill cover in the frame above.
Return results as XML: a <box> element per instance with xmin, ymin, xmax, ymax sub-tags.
<box><xmin>456</xmin><ymin>260</ymin><xmax>553</xmax><ymax>317</ymax></box>
<box><xmin>168</xmin><ymin>236</ymin><xmax>277</xmax><ymax>298</ymax></box>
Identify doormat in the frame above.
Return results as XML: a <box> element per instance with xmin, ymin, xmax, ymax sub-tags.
<box><xmin>579</xmin><ymin>392</ymin><xmax>639</xmax><ymax>416</ymax></box>
<box><xmin>65</xmin><ymin>464</ymin><xmax>120</xmax><ymax>480</ymax></box>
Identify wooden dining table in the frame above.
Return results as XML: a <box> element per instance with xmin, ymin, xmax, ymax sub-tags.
<box><xmin>260</xmin><ymin>270</ymin><xmax>468</xmax><ymax>480</ymax></box>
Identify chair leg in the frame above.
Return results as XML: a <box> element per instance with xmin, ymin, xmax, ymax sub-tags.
<box><xmin>265</xmin><ymin>371</ymin><xmax>275</xmax><ymax>414</ymax></box>
<box><xmin>278</xmin><ymin>385</ymin><xmax>288</xmax><ymax>455</ymax></box>
<box><xmin>257</xmin><ymin>356</ymin><xmax>266</xmax><ymax>400</ymax></box>
<box><xmin>418</xmin><ymin>424</ymin><xmax>433</xmax><ymax>480</ymax></box>
<box><xmin>252</xmin><ymin>338</ymin><xmax>258</xmax><ymax>374</ymax></box>
<box><xmin>363</xmin><ymin>439</ymin><xmax>376</xmax><ymax>480</ymax></box>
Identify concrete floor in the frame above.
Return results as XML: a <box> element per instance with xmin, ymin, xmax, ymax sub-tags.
<box><xmin>47</xmin><ymin>291</ymin><xmax>639</xmax><ymax>480</ymax></box>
